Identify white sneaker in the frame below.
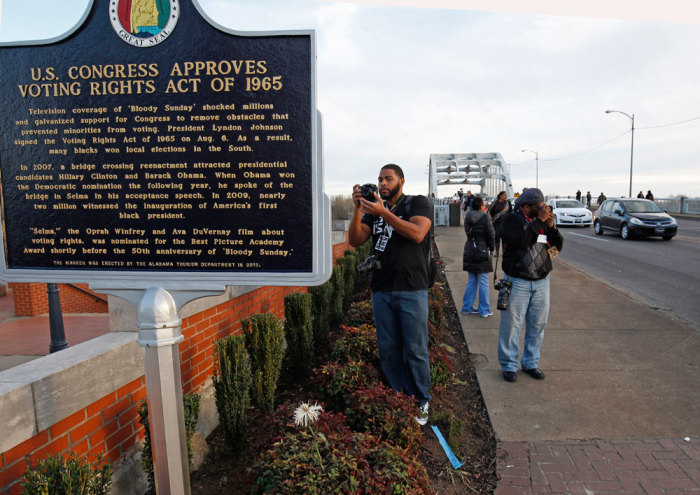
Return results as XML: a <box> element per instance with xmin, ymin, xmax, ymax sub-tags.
<box><xmin>481</xmin><ymin>312</ymin><xmax>493</xmax><ymax>318</ymax></box>
<box><xmin>414</xmin><ymin>402</ymin><xmax>429</xmax><ymax>426</ymax></box>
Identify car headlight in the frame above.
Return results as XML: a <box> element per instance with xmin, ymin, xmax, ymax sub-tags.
<box><xmin>629</xmin><ymin>217</ymin><xmax>643</xmax><ymax>226</ymax></box>
<box><xmin>668</xmin><ymin>217</ymin><xmax>677</xmax><ymax>226</ymax></box>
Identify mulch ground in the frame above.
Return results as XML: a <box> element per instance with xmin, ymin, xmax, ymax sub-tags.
<box><xmin>190</xmin><ymin>250</ymin><xmax>498</xmax><ymax>494</ymax></box>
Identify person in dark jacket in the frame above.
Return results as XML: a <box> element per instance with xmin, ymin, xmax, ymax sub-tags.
<box><xmin>497</xmin><ymin>188</ymin><xmax>563</xmax><ymax>383</ymax></box>
<box><xmin>461</xmin><ymin>197</ymin><xmax>496</xmax><ymax>317</ymax></box>
<box><xmin>462</xmin><ymin>190</ymin><xmax>474</xmax><ymax>211</ymax></box>
<box><xmin>487</xmin><ymin>190</ymin><xmax>512</xmax><ymax>256</ymax></box>
<box><xmin>645</xmin><ymin>190</ymin><xmax>654</xmax><ymax>201</ymax></box>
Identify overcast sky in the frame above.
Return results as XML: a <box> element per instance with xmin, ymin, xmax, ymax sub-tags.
<box><xmin>2</xmin><ymin>0</ymin><xmax>700</xmax><ymax>199</ymax></box>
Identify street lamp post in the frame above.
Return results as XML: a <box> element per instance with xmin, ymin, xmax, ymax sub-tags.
<box><xmin>521</xmin><ymin>149</ymin><xmax>538</xmax><ymax>188</ymax></box>
<box><xmin>605</xmin><ymin>109</ymin><xmax>635</xmax><ymax>198</ymax></box>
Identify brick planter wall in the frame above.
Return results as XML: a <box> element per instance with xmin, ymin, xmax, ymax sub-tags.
<box><xmin>9</xmin><ymin>283</ymin><xmax>108</xmax><ymax>317</ymax></box>
<box><xmin>0</xmin><ymin>377</ymin><xmax>147</xmax><ymax>495</ymax></box>
<box><xmin>0</xmin><ymin>234</ymin><xmax>350</xmax><ymax>494</ymax></box>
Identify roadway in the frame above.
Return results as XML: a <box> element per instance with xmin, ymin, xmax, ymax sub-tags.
<box><xmin>555</xmin><ymin>216</ymin><xmax>700</xmax><ymax>332</ymax></box>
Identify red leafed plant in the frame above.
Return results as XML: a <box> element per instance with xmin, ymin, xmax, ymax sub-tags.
<box><xmin>344</xmin><ymin>383</ymin><xmax>423</xmax><ymax>454</ymax></box>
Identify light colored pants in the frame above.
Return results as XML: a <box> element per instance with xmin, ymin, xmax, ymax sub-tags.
<box><xmin>462</xmin><ymin>271</ymin><xmax>491</xmax><ymax>316</ymax></box>
<box><xmin>497</xmin><ymin>275</ymin><xmax>550</xmax><ymax>372</ymax></box>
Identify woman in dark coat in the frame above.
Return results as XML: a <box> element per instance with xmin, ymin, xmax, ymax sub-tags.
<box><xmin>462</xmin><ymin>197</ymin><xmax>496</xmax><ymax>317</ymax></box>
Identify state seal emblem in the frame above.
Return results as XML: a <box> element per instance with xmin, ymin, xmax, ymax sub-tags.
<box><xmin>109</xmin><ymin>0</ymin><xmax>179</xmax><ymax>47</ymax></box>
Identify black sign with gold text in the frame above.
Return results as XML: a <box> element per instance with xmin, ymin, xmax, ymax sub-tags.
<box><xmin>0</xmin><ymin>0</ymin><xmax>330</xmax><ymax>285</ymax></box>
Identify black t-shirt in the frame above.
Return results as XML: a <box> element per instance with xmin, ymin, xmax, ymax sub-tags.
<box><xmin>361</xmin><ymin>195</ymin><xmax>432</xmax><ymax>291</ymax></box>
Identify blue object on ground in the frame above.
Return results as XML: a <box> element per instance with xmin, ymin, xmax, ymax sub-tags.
<box><xmin>431</xmin><ymin>425</ymin><xmax>463</xmax><ymax>470</ymax></box>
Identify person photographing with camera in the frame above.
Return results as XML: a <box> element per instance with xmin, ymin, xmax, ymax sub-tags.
<box><xmin>496</xmin><ymin>188</ymin><xmax>563</xmax><ymax>383</ymax></box>
<box><xmin>348</xmin><ymin>164</ymin><xmax>433</xmax><ymax>425</ymax></box>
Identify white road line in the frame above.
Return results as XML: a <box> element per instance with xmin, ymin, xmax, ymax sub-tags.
<box><xmin>567</xmin><ymin>232</ymin><xmax>609</xmax><ymax>242</ymax></box>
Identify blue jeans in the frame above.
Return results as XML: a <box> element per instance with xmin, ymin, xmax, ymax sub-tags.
<box><xmin>372</xmin><ymin>290</ymin><xmax>431</xmax><ymax>405</ymax></box>
<box><xmin>462</xmin><ymin>271</ymin><xmax>491</xmax><ymax>316</ymax></box>
<box><xmin>497</xmin><ymin>275</ymin><xmax>550</xmax><ymax>372</ymax></box>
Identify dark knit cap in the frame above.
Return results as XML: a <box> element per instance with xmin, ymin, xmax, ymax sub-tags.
<box><xmin>514</xmin><ymin>188</ymin><xmax>544</xmax><ymax>206</ymax></box>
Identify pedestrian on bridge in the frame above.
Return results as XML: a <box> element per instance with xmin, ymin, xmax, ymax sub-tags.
<box><xmin>488</xmin><ymin>191</ymin><xmax>512</xmax><ymax>256</ymax></box>
<box><xmin>462</xmin><ymin>197</ymin><xmax>495</xmax><ymax>318</ymax></box>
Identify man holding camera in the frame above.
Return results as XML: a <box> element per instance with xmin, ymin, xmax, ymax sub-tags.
<box><xmin>497</xmin><ymin>188</ymin><xmax>563</xmax><ymax>383</ymax></box>
<box><xmin>348</xmin><ymin>164</ymin><xmax>433</xmax><ymax>425</ymax></box>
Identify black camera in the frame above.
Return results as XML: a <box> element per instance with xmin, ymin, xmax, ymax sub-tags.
<box><xmin>357</xmin><ymin>255</ymin><xmax>382</xmax><ymax>273</ymax></box>
<box><xmin>494</xmin><ymin>279</ymin><xmax>512</xmax><ymax>311</ymax></box>
<box><xmin>360</xmin><ymin>183</ymin><xmax>379</xmax><ymax>203</ymax></box>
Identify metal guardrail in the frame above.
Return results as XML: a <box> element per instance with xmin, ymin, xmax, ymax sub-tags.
<box><xmin>544</xmin><ymin>195</ymin><xmax>700</xmax><ymax>216</ymax></box>
<box><xmin>654</xmin><ymin>198</ymin><xmax>700</xmax><ymax>215</ymax></box>
<box><xmin>434</xmin><ymin>196</ymin><xmax>700</xmax><ymax>217</ymax></box>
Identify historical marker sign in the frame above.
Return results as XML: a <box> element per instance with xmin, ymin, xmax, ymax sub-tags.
<box><xmin>0</xmin><ymin>0</ymin><xmax>330</xmax><ymax>286</ymax></box>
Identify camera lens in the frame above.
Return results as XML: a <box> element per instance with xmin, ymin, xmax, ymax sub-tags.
<box><xmin>361</xmin><ymin>184</ymin><xmax>378</xmax><ymax>203</ymax></box>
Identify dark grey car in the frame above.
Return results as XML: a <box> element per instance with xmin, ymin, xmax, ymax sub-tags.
<box><xmin>593</xmin><ymin>198</ymin><xmax>677</xmax><ymax>240</ymax></box>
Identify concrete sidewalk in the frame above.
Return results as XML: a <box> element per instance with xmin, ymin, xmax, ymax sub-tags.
<box><xmin>434</xmin><ymin>225</ymin><xmax>700</xmax><ymax>494</ymax></box>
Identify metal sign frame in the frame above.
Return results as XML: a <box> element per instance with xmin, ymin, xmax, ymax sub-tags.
<box><xmin>0</xmin><ymin>0</ymin><xmax>331</xmax><ymax>287</ymax></box>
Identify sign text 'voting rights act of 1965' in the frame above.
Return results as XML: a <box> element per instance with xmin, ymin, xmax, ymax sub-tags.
<box><xmin>0</xmin><ymin>0</ymin><xmax>331</xmax><ymax>286</ymax></box>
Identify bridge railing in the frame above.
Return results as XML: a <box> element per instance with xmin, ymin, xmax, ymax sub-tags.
<box><xmin>655</xmin><ymin>197</ymin><xmax>700</xmax><ymax>215</ymax></box>
<box><xmin>547</xmin><ymin>195</ymin><xmax>699</xmax><ymax>216</ymax></box>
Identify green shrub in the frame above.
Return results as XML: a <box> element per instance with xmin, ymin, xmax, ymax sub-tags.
<box><xmin>213</xmin><ymin>334</ymin><xmax>252</xmax><ymax>449</ymax></box>
<box><xmin>338</xmin><ymin>255</ymin><xmax>356</xmax><ymax>307</ymax></box>
<box><xmin>284</xmin><ymin>293</ymin><xmax>314</xmax><ymax>375</ymax></box>
<box><xmin>314</xmin><ymin>360</ymin><xmax>381</xmax><ymax>411</ymax></box>
<box><xmin>330</xmin><ymin>264</ymin><xmax>345</xmax><ymax>325</ymax></box>
<box><xmin>250</xmin><ymin>411</ymin><xmax>430</xmax><ymax>495</ymax></box>
<box><xmin>22</xmin><ymin>452</ymin><xmax>112</xmax><ymax>495</ymax></box>
<box><xmin>244</xmin><ymin>313</ymin><xmax>286</xmax><ymax>414</ymax></box>
<box><xmin>137</xmin><ymin>392</ymin><xmax>200</xmax><ymax>494</ymax></box>
<box><xmin>308</xmin><ymin>283</ymin><xmax>332</xmax><ymax>347</ymax></box>
<box><xmin>330</xmin><ymin>324</ymin><xmax>378</xmax><ymax>365</ymax></box>
<box><xmin>183</xmin><ymin>393</ymin><xmax>201</xmax><ymax>461</ymax></box>
<box><xmin>344</xmin><ymin>249</ymin><xmax>364</xmax><ymax>293</ymax></box>
<box><xmin>344</xmin><ymin>300</ymin><xmax>374</xmax><ymax>327</ymax></box>
<box><xmin>344</xmin><ymin>384</ymin><xmax>423</xmax><ymax>453</ymax></box>
<box><xmin>357</xmin><ymin>239</ymin><xmax>372</xmax><ymax>260</ymax></box>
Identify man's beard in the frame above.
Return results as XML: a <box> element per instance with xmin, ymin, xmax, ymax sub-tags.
<box><xmin>380</xmin><ymin>183</ymin><xmax>401</xmax><ymax>201</ymax></box>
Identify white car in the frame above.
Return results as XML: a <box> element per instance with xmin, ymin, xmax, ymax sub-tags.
<box><xmin>546</xmin><ymin>199</ymin><xmax>593</xmax><ymax>227</ymax></box>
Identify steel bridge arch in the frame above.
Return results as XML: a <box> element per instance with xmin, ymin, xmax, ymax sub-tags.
<box><xmin>428</xmin><ymin>152</ymin><xmax>514</xmax><ymax>199</ymax></box>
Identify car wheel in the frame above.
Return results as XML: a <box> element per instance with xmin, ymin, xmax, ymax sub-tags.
<box><xmin>620</xmin><ymin>223</ymin><xmax>631</xmax><ymax>240</ymax></box>
<box><xmin>662</xmin><ymin>235</ymin><xmax>673</xmax><ymax>241</ymax></box>
<box><xmin>594</xmin><ymin>221</ymin><xmax>603</xmax><ymax>235</ymax></box>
